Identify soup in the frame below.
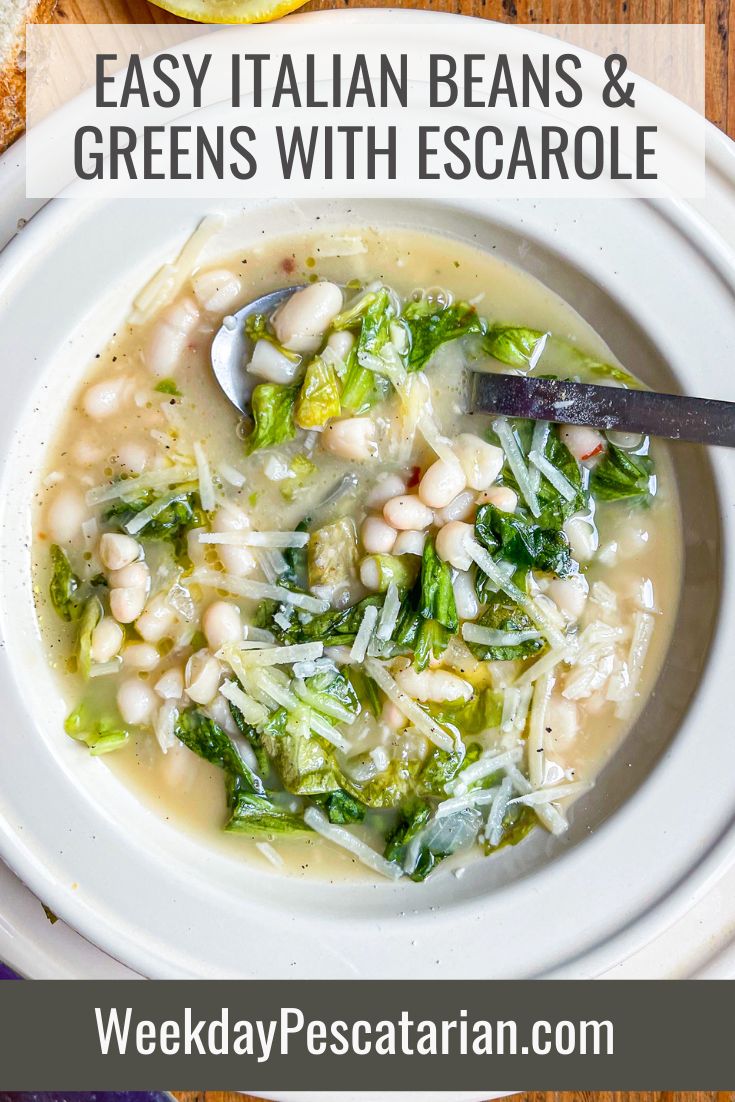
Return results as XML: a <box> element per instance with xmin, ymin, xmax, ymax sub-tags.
<box><xmin>33</xmin><ymin>223</ymin><xmax>681</xmax><ymax>882</ymax></box>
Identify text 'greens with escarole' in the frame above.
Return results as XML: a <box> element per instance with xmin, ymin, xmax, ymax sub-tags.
<box><xmin>38</xmin><ymin>228</ymin><xmax>675</xmax><ymax>884</ymax></box>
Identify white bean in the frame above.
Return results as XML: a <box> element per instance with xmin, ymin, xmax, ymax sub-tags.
<box><xmin>136</xmin><ymin>593</ymin><xmax>177</xmax><ymax>644</ymax></box>
<box><xmin>435</xmin><ymin>521</ymin><xmax>474</xmax><ymax>571</ymax></box>
<box><xmin>392</xmin><ymin>529</ymin><xmax>427</xmax><ymax>557</ymax></box>
<box><xmin>563</xmin><ymin>514</ymin><xmax>598</xmax><ymax>564</ymax></box>
<box><xmin>365</xmin><ymin>472</ymin><xmax>407</xmax><ymax>509</ymax></box>
<box><xmin>547</xmin><ymin>573</ymin><xmax>589</xmax><ymax>622</ymax></box>
<box><xmin>359</xmin><ymin>557</ymin><xmax>380</xmax><ymax>591</ymax></box>
<box><xmin>381</xmin><ymin>700</ymin><xmax>409</xmax><ymax>730</ymax></box>
<box><xmin>107</xmin><ymin>560</ymin><xmax>149</xmax><ymax>590</ymax></box>
<box><xmin>191</xmin><ymin>268</ymin><xmax>242</xmax><ymax>314</ymax></box>
<box><xmin>383</xmin><ymin>494</ymin><xmax>433</xmax><ymax>531</ymax></box>
<box><xmin>71</xmin><ymin>438</ymin><xmax>104</xmax><ymax>467</ymax></box>
<box><xmin>144</xmin><ymin>297</ymin><xmax>199</xmax><ymax>378</ymax></box>
<box><xmin>454</xmin><ymin>433</ymin><xmax>504</xmax><ymax>491</ymax></box>
<box><xmin>437</xmin><ymin>489</ymin><xmax>476</xmax><ymax>525</ymax></box>
<box><xmin>110</xmin><ymin>586</ymin><xmax>148</xmax><ymax>624</ymax></box>
<box><xmin>274</xmin><ymin>282</ymin><xmax>343</xmax><ymax>353</ymax></box>
<box><xmin>212</xmin><ymin>507</ymin><xmax>256</xmax><ymax>577</ymax></box>
<box><xmin>322</xmin><ymin>418</ymin><xmax>378</xmax><ymax>462</ymax></box>
<box><xmin>607</xmin><ymin>429</ymin><xmax>644</xmax><ymax>450</ymax></box>
<box><xmin>83</xmin><ymin>376</ymin><xmax>131</xmax><ymax>421</ymax></box>
<box><xmin>117</xmin><ymin>678</ymin><xmax>156</xmax><ymax>726</ymax></box>
<box><xmin>395</xmin><ymin>665</ymin><xmax>473</xmax><ymax>704</ymax></box>
<box><xmin>361</xmin><ymin>515</ymin><xmax>397</xmax><ymax>554</ymax></box>
<box><xmin>452</xmin><ymin>569</ymin><xmax>479</xmax><ymax>621</ymax></box>
<box><xmin>115</xmin><ymin>441</ymin><xmax>149</xmax><ymax>474</ymax></box>
<box><xmin>560</xmin><ymin>424</ymin><xmax>605</xmax><ymax>464</ymax></box>
<box><xmin>46</xmin><ymin>487</ymin><xmax>87</xmax><ymax>544</ymax></box>
<box><xmin>122</xmin><ymin>642</ymin><xmax>161</xmax><ymax>672</ymax></box>
<box><xmin>418</xmin><ymin>458</ymin><xmax>467</xmax><ymax>510</ymax></box>
<box><xmin>327</xmin><ymin>329</ymin><xmax>355</xmax><ymax>360</ymax></box>
<box><xmin>248</xmin><ymin>339</ymin><xmax>302</xmax><ymax>384</ymax></box>
<box><xmin>154</xmin><ymin>666</ymin><xmax>185</xmax><ymax>701</ymax></box>
<box><xmin>476</xmin><ymin>485</ymin><xmax>518</xmax><ymax>513</ymax></box>
<box><xmin>99</xmin><ymin>532</ymin><xmax>141</xmax><ymax>572</ymax></box>
<box><xmin>90</xmin><ymin>618</ymin><xmax>123</xmax><ymax>664</ymax></box>
<box><xmin>185</xmin><ymin>649</ymin><xmax>221</xmax><ymax>705</ymax></box>
<box><xmin>202</xmin><ymin>600</ymin><xmax>241</xmax><ymax>650</ymax></box>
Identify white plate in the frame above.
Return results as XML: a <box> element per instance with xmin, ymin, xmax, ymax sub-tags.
<box><xmin>2</xmin><ymin>10</ymin><xmax>735</xmax><ymax>983</ymax></box>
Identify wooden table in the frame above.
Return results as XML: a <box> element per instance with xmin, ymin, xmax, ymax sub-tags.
<box><xmin>50</xmin><ymin>0</ymin><xmax>733</xmax><ymax>139</ymax></box>
<box><xmin>175</xmin><ymin>1093</ymin><xmax>735</xmax><ymax>1102</ymax></box>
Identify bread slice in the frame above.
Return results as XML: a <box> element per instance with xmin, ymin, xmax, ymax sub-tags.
<box><xmin>0</xmin><ymin>0</ymin><xmax>57</xmax><ymax>154</ymax></box>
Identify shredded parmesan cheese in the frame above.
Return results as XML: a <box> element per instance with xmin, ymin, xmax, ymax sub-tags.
<box><xmin>304</xmin><ymin>807</ymin><xmax>403</xmax><ymax>880</ymax></box>
<box><xmin>364</xmin><ymin>658</ymin><xmax>455</xmax><ymax>752</ymax></box>
<box><xmin>190</xmin><ymin>568</ymin><xmax>329</xmax><ymax>614</ymax></box>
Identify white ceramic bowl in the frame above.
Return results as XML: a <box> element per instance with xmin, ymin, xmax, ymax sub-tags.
<box><xmin>2</xmin><ymin>11</ymin><xmax>735</xmax><ymax>982</ymax></box>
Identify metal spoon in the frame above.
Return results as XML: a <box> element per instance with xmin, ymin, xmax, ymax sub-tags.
<box><xmin>211</xmin><ymin>284</ymin><xmax>304</xmax><ymax>414</ymax></box>
<box><xmin>471</xmin><ymin>372</ymin><xmax>735</xmax><ymax>447</ymax></box>
<box><xmin>213</xmin><ymin>291</ymin><xmax>735</xmax><ymax>446</ymax></box>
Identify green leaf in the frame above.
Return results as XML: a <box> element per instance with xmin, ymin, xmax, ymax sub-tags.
<box><xmin>418</xmin><ymin>537</ymin><xmax>458</xmax><ymax>629</ymax></box>
<box><xmin>312</xmin><ymin>790</ymin><xmax>366</xmax><ymax>824</ymax></box>
<box><xmin>104</xmin><ymin>489</ymin><xmax>203</xmax><ymax>556</ymax></box>
<box><xmin>484</xmin><ymin>325</ymin><xmax>547</xmax><ymax>368</ymax></box>
<box><xmin>308</xmin><ymin>517</ymin><xmax>358</xmax><ymax>591</ymax></box>
<box><xmin>432</xmin><ymin>688</ymin><xmax>504</xmax><ymax>737</ymax></box>
<box><xmin>416</xmin><ymin>742</ymin><xmax>480</xmax><ymax>796</ymax></box>
<box><xmin>77</xmin><ymin>596</ymin><xmax>103</xmax><ymax>679</ymax></box>
<box><xmin>266</xmin><ymin>593</ymin><xmax>385</xmax><ymax>647</ymax></box>
<box><xmin>261</xmin><ymin>708</ymin><xmax>346</xmax><ymax>795</ymax></box>
<box><xmin>295</xmin><ymin>357</ymin><xmax>342</xmax><ymax>429</ymax></box>
<box><xmin>391</xmin><ymin>537</ymin><xmax>458</xmax><ymax>671</ymax></box>
<box><xmin>228</xmin><ymin>699</ymin><xmax>270</xmax><ymax>776</ymax></box>
<box><xmin>484</xmin><ymin>801</ymin><xmax>537</xmax><ymax>854</ymax></box>
<box><xmin>384</xmin><ymin>799</ymin><xmax>433</xmax><ymax>864</ymax></box>
<box><xmin>174</xmin><ymin>708</ymin><xmax>265</xmax><ymax>796</ymax></box>
<box><xmin>49</xmin><ymin>545</ymin><xmax>83</xmax><ymax>622</ymax></box>
<box><xmin>360</xmin><ymin>553</ymin><xmax>419</xmax><ymax>593</ymax></box>
<box><xmin>245</xmin><ymin>312</ymin><xmax>301</xmax><ymax>363</ymax></box>
<box><xmin>300</xmin><ymin>668</ymin><xmax>360</xmax><ymax>720</ymax></box>
<box><xmin>245</xmin><ymin>382</ymin><xmax>300</xmax><ymax>454</ymax></box>
<box><xmin>357</xmin><ymin>287</ymin><xmax>395</xmax><ymax>361</ymax></box>
<box><xmin>340</xmin><ymin>354</ymin><xmax>391</xmax><ymax>414</ymax></box>
<box><xmin>280</xmin><ymin>454</ymin><xmax>317</xmax><ymax>502</ymax></box>
<box><xmin>466</xmin><ymin>596</ymin><xmax>546</xmax><ymax>662</ymax></box>
<box><xmin>590</xmin><ymin>441</ymin><xmax>655</xmax><ymax>505</ymax></box>
<box><xmin>403</xmin><ymin>300</ymin><xmax>486</xmax><ymax>371</ymax></box>
<box><xmin>347</xmin><ymin>759</ymin><xmax>421</xmax><ymax>809</ymax></box>
<box><xmin>346</xmin><ymin>667</ymin><xmax>382</xmax><ymax>717</ymax></box>
<box><xmin>474</xmin><ymin>502</ymin><xmax>574</xmax><ymax>577</ymax></box>
<box><xmin>226</xmin><ymin>792</ymin><xmax>311</xmax><ymax>836</ymax></box>
<box><xmin>64</xmin><ymin>697</ymin><xmax>129</xmax><ymax>755</ymax></box>
<box><xmin>154</xmin><ymin>378</ymin><xmax>182</xmax><ymax>396</ymax></box>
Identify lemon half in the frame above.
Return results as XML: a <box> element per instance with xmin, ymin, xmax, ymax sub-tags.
<box><xmin>148</xmin><ymin>0</ymin><xmax>310</xmax><ymax>23</ymax></box>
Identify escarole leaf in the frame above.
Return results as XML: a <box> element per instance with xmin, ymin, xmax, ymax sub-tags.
<box><xmin>340</xmin><ymin>347</ymin><xmax>391</xmax><ymax>414</ymax></box>
<box><xmin>590</xmin><ymin>441</ymin><xmax>655</xmax><ymax>505</ymax></box>
<box><xmin>77</xmin><ymin>596</ymin><xmax>103</xmax><ymax>678</ymax></box>
<box><xmin>104</xmin><ymin>488</ymin><xmax>204</xmax><ymax>554</ymax></box>
<box><xmin>261</xmin><ymin>708</ymin><xmax>346</xmax><ymax>795</ymax></box>
<box><xmin>474</xmin><ymin>502</ymin><xmax>574</xmax><ymax>578</ymax></box>
<box><xmin>393</xmin><ymin>537</ymin><xmax>458</xmax><ymax>670</ymax></box>
<box><xmin>467</xmin><ymin>595</ymin><xmax>547</xmax><ymax>662</ymax></box>
<box><xmin>416</xmin><ymin>742</ymin><xmax>480</xmax><ymax>796</ymax></box>
<box><xmin>245</xmin><ymin>312</ymin><xmax>301</xmax><ymax>362</ymax></box>
<box><xmin>484</xmin><ymin>325</ymin><xmax>547</xmax><ymax>369</ymax></box>
<box><xmin>64</xmin><ymin>696</ymin><xmax>129</xmax><ymax>755</ymax></box>
<box><xmin>295</xmin><ymin>358</ymin><xmax>341</xmax><ymax>429</ymax></box>
<box><xmin>49</xmin><ymin>545</ymin><xmax>83</xmax><ymax>622</ymax></box>
<box><xmin>432</xmin><ymin>688</ymin><xmax>504</xmax><ymax>737</ymax></box>
<box><xmin>245</xmin><ymin>382</ymin><xmax>300</xmax><ymax>454</ymax></box>
<box><xmin>484</xmin><ymin>802</ymin><xmax>537</xmax><ymax>854</ymax></box>
<box><xmin>264</xmin><ymin>593</ymin><xmax>385</xmax><ymax>647</ymax></box>
<box><xmin>403</xmin><ymin>299</ymin><xmax>486</xmax><ymax>371</ymax></box>
<box><xmin>174</xmin><ymin>707</ymin><xmax>265</xmax><ymax>796</ymax></box>
<box><xmin>312</xmin><ymin>789</ymin><xmax>366</xmax><ymax>824</ymax></box>
<box><xmin>384</xmin><ymin>800</ymin><xmax>433</xmax><ymax>864</ymax></box>
<box><xmin>346</xmin><ymin>759</ymin><xmax>422</xmax><ymax>809</ymax></box>
<box><xmin>226</xmin><ymin>791</ymin><xmax>310</xmax><ymax>835</ymax></box>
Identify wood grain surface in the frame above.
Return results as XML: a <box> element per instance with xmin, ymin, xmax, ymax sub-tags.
<box><xmin>174</xmin><ymin>1093</ymin><xmax>735</xmax><ymax>1102</ymax></box>
<box><xmin>49</xmin><ymin>0</ymin><xmax>733</xmax><ymax>139</ymax></box>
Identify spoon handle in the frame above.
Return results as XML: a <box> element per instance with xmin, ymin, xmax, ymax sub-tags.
<box><xmin>471</xmin><ymin>372</ymin><xmax>735</xmax><ymax>447</ymax></box>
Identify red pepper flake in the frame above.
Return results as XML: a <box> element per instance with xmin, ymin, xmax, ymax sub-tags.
<box><xmin>281</xmin><ymin>256</ymin><xmax>296</xmax><ymax>274</ymax></box>
<box><xmin>407</xmin><ymin>465</ymin><xmax>422</xmax><ymax>488</ymax></box>
<box><xmin>581</xmin><ymin>443</ymin><xmax>604</xmax><ymax>460</ymax></box>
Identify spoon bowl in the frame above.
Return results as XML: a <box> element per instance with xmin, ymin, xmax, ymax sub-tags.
<box><xmin>211</xmin><ymin>284</ymin><xmax>304</xmax><ymax>413</ymax></box>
